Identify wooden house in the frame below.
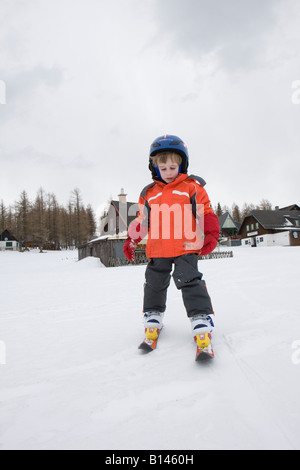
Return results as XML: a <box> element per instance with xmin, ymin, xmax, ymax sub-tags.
<box><xmin>0</xmin><ymin>230</ymin><xmax>19</xmax><ymax>251</ymax></box>
<box><xmin>99</xmin><ymin>189</ymin><xmax>139</xmax><ymax>237</ymax></box>
<box><xmin>78</xmin><ymin>190</ymin><xmax>145</xmax><ymax>266</ymax></box>
<box><xmin>238</xmin><ymin>207</ymin><xmax>300</xmax><ymax>247</ymax></box>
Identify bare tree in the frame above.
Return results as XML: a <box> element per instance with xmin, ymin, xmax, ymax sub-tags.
<box><xmin>71</xmin><ymin>188</ymin><xmax>87</xmax><ymax>247</ymax></box>
<box><xmin>47</xmin><ymin>193</ymin><xmax>61</xmax><ymax>250</ymax></box>
<box><xmin>86</xmin><ymin>204</ymin><xmax>97</xmax><ymax>240</ymax></box>
<box><xmin>32</xmin><ymin>188</ymin><xmax>48</xmax><ymax>252</ymax></box>
<box><xmin>232</xmin><ymin>203</ymin><xmax>242</xmax><ymax>223</ymax></box>
<box><xmin>215</xmin><ymin>202</ymin><xmax>223</xmax><ymax>216</ymax></box>
<box><xmin>241</xmin><ymin>203</ymin><xmax>256</xmax><ymax>220</ymax></box>
<box><xmin>16</xmin><ymin>190</ymin><xmax>31</xmax><ymax>250</ymax></box>
<box><xmin>1</xmin><ymin>188</ymin><xmax>105</xmax><ymax>250</ymax></box>
<box><xmin>0</xmin><ymin>200</ymin><xmax>6</xmax><ymax>232</ymax></box>
<box><xmin>259</xmin><ymin>199</ymin><xmax>273</xmax><ymax>210</ymax></box>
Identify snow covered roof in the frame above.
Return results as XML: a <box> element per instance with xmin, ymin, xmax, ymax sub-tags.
<box><xmin>87</xmin><ymin>231</ymin><xmax>128</xmax><ymax>243</ymax></box>
<box><xmin>239</xmin><ymin>210</ymin><xmax>300</xmax><ymax>232</ymax></box>
<box><xmin>279</xmin><ymin>204</ymin><xmax>300</xmax><ymax>211</ymax></box>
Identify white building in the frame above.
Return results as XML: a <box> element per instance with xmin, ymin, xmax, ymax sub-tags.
<box><xmin>238</xmin><ymin>207</ymin><xmax>300</xmax><ymax>247</ymax></box>
<box><xmin>0</xmin><ymin>230</ymin><xmax>19</xmax><ymax>251</ymax></box>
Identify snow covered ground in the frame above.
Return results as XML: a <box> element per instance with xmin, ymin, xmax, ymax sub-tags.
<box><xmin>0</xmin><ymin>246</ymin><xmax>300</xmax><ymax>450</ymax></box>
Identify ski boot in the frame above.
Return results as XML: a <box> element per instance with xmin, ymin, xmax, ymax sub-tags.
<box><xmin>194</xmin><ymin>332</ymin><xmax>214</xmax><ymax>360</ymax></box>
<box><xmin>190</xmin><ymin>314</ymin><xmax>215</xmax><ymax>360</ymax></box>
<box><xmin>138</xmin><ymin>312</ymin><xmax>164</xmax><ymax>352</ymax></box>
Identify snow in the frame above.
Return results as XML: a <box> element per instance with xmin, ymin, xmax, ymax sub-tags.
<box><xmin>1</xmin><ymin>247</ymin><xmax>300</xmax><ymax>450</ymax></box>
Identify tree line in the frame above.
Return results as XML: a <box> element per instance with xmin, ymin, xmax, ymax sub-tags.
<box><xmin>0</xmin><ymin>189</ymin><xmax>274</xmax><ymax>251</ymax></box>
<box><xmin>0</xmin><ymin>188</ymin><xmax>97</xmax><ymax>251</ymax></box>
<box><xmin>213</xmin><ymin>198</ymin><xmax>273</xmax><ymax>223</ymax></box>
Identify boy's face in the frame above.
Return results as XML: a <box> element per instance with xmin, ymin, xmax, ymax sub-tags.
<box><xmin>157</xmin><ymin>157</ymin><xmax>180</xmax><ymax>184</ymax></box>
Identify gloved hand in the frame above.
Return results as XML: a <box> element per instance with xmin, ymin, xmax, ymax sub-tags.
<box><xmin>200</xmin><ymin>213</ymin><xmax>220</xmax><ymax>256</ymax></box>
<box><xmin>124</xmin><ymin>237</ymin><xmax>140</xmax><ymax>261</ymax></box>
<box><xmin>200</xmin><ymin>234</ymin><xmax>218</xmax><ymax>256</ymax></box>
<box><xmin>123</xmin><ymin>221</ymin><xmax>148</xmax><ymax>261</ymax></box>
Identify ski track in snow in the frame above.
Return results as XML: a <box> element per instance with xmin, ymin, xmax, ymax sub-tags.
<box><xmin>0</xmin><ymin>247</ymin><xmax>300</xmax><ymax>450</ymax></box>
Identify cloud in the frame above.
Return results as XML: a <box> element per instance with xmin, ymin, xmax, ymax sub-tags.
<box><xmin>70</xmin><ymin>154</ymin><xmax>94</xmax><ymax>170</ymax></box>
<box><xmin>154</xmin><ymin>0</ymin><xmax>282</xmax><ymax>69</ymax></box>
<box><xmin>1</xmin><ymin>0</ymin><xmax>300</xmax><ymax>218</ymax></box>
<box><xmin>12</xmin><ymin>64</ymin><xmax>63</xmax><ymax>94</ymax></box>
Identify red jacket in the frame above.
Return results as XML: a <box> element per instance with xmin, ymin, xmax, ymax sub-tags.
<box><xmin>129</xmin><ymin>174</ymin><xmax>220</xmax><ymax>259</ymax></box>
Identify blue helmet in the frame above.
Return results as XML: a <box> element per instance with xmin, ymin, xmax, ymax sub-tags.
<box><xmin>149</xmin><ymin>134</ymin><xmax>189</xmax><ymax>179</ymax></box>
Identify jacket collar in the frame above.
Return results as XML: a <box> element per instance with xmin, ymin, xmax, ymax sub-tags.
<box><xmin>153</xmin><ymin>173</ymin><xmax>188</xmax><ymax>188</ymax></box>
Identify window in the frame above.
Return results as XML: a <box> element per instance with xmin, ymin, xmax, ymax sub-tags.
<box><xmin>255</xmin><ymin>223</ymin><xmax>259</xmax><ymax>230</ymax></box>
<box><xmin>6</xmin><ymin>242</ymin><xmax>12</xmax><ymax>247</ymax></box>
<box><xmin>246</xmin><ymin>225</ymin><xmax>250</xmax><ymax>232</ymax></box>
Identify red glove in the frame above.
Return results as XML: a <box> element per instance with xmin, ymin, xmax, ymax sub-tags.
<box><xmin>201</xmin><ymin>234</ymin><xmax>218</xmax><ymax>256</ymax></box>
<box><xmin>123</xmin><ymin>221</ymin><xmax>148</xmax><ymax>261</ymax></box>
<box><xmin>124</xmin><ymin>238</ymin><xmax>139</xmax><ymax>261</ymax></box>
<box><xmin>200</xmin><ymin>213</ymin><xmax>220</xmax><ymax>256</ymax></box>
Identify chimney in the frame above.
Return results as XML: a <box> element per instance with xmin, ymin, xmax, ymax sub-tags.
<box><xmin>118</xmin><ymin>188</ymin><xmax>127</xmax><ymax>205</ymax></box>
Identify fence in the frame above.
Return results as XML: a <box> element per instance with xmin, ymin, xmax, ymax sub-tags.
<box><xmin>78</xmin><ymin>238</ymin><xmax>233</xmax><ymax>267</ymax></box>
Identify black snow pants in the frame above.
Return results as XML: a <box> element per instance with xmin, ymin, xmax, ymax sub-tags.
<box><xmin>143</xmin><ymin>253</ymin><xmax>214</xmax><ymax>318</ymax></box>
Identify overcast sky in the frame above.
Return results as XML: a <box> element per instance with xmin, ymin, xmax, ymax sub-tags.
<box><xmin>1</xmin><ymin>0</ymin><xmax>300</xmax><ymax>221</ymax></box>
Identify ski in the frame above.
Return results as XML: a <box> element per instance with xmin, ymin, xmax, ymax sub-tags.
<box><xmin>138</xmin><ymin>327</ymin><xmax>161</xmax><ymax>353</ymax></box>
<box><xmin>195</xmin><ymin>345</ymin><xmax>214</xmax><ymax>361</ymax></box>
<box><xmin>194</xmin><ymin>333</ymin><xmax>214</xmax><ymax>361</ymax></box>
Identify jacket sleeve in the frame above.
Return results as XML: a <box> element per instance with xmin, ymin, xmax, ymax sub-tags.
<box><xmin>194</xmin><ymin>185</ymin><xmax>220</xmax><ymax>238</ymax></box>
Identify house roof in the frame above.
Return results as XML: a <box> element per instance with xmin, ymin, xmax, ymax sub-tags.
<box><xmin>111</xmin><ymin>200</ymin><xmax>138</xmax><ymax>212</ymax></box>
<box><xmin>0</xmin><ymin>229</ymin><xmax>18</xmax><ymax>241</ymax></box>
<box><xmin>279</xmin><ymin>204</ymin><xmax>300</xmax><ymax>211</ymax></box>
<box><xmin>238</xmin><ymin>210</ymin><xmax>300</xmax><ymax>233</ymax></box>
<box><xmin>99</xmin><ymin>199</ymin><xmax>140</xmax><ymax>237</ymax></box>
<box><xmin>110</xmin><ymin>200</ymin><xmax>139</xmax><ymax>223</ymax></box>
<box><xmin>218</xmin><ymin>211</ymin><xmax>241</xmax><ymax>230</ymax></box>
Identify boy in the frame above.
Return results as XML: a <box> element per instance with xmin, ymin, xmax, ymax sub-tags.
<box><xmin>124</xmin><ymin>135</ymin><xmax>220</xmax><ymax>359</ymax></box>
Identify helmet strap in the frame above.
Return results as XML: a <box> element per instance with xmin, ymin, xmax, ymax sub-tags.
<box><xmin>155</xmin><ymin>164</ymin><xmax>182</xmax><ymax>181</ymax></box>
<box><xmin>154</xmin><ymin>165</ymin><xmax>161</xmax><ymax>179</ymax></box>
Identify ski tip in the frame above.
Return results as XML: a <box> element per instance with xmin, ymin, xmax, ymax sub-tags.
<box><xmin>138</xmin><ymin>342</ymin><xmax>155</xmax><ymax>353</ymax></box>
<box><xmin>195</xmin><ymin>351</ymin><xmax>214</xmax><ymax>361</ymax></box>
